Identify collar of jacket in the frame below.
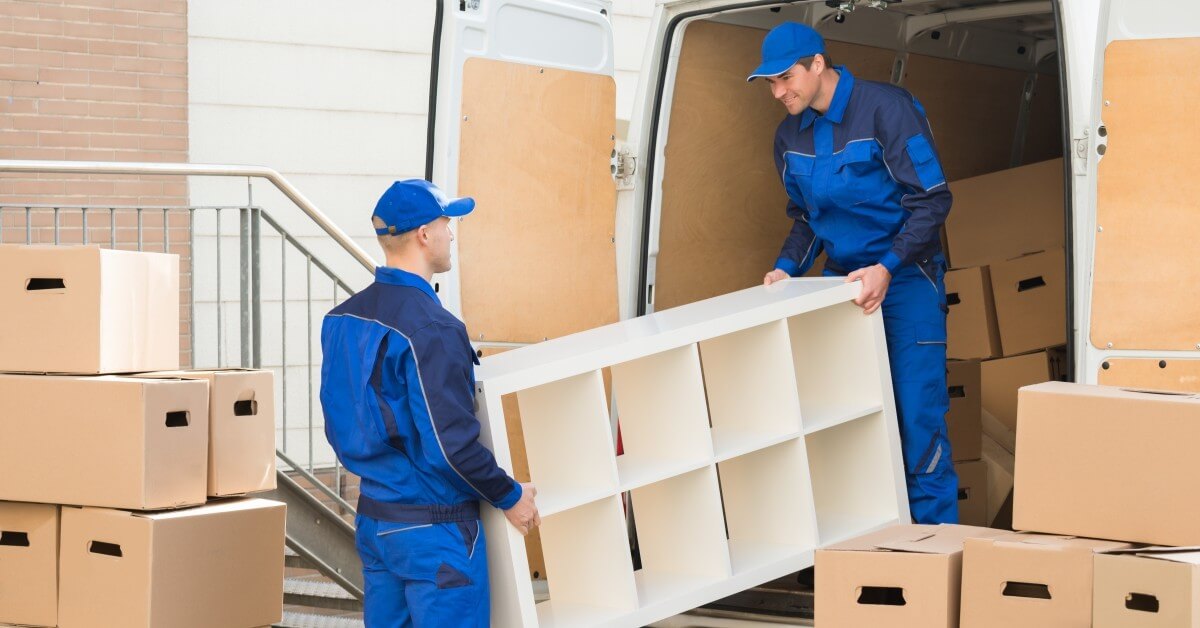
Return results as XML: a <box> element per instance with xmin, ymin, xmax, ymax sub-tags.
<box><xmin>375</xmin><ymin>265</ymin><xmax>440</xmax><ymax>304</ymax></box>
<box><xmin>799</xmin><ymin>65</ymin><xmax>855</xmax><ymax>131</ymax></box>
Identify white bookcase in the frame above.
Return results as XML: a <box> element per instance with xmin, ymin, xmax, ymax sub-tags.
<box><xmin>474</xmin><ymin>279</ymin><xmax>909</xmax><ymax>627</ymax></box>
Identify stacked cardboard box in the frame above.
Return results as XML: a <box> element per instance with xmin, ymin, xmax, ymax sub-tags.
<box><xmin>941</xmin><ymin>160</ymin><xmax>1068</xmax><ymax>524</ymax></box>
<box><xmin>816</xmin><ymin>524</ymin><xmax>1009</xmax><ymax>627</ymax></box>
<box><xmin>946</xmin><ymin>361</ymin><xmax>987</xmax><ymax>526</ymax></box>
<box><xmin>0</xmin><ymin>244</ymin><xmax>284</xmax><ymax>628</ymax></box>
<box><xmin>1009</xmin><ymin>382</ymin><xmax>1200</xmax><ymax>626</ymax></box>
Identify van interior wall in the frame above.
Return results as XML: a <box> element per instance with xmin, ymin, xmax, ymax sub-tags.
<box><xmin>654</xmin><ymin>17</ymin><xmax>1062</xmax><ymax>309</ymax></box>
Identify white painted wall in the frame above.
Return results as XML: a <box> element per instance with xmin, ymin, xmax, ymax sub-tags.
<box><xmin>187</xmin><ymin>0</ymin><xmax>655</xmax><ymax>466</ymax></box>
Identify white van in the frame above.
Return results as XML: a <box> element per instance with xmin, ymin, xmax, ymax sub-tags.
<box><xmin>427</xmin><ymin>0</ymin><xmax>1200</xmax><ymax>623</ymax></box>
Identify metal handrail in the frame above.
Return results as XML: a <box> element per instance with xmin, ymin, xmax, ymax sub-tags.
<box><xmin>0</xmin><ymin>160</ymin><xmax>376</xmax><ymax>272</ymax></box>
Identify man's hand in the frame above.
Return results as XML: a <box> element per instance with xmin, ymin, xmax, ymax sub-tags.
<box><xmin>504</xmin><ymin>482</ymin><xmax>540</xmax><ymax>536</ymax></box>
<box><xmin>763</xmin><ymin>269</ymin><xmax>790</xmax><ymax>286</ymax></box>
<box><xmin>845</xmin><ymin>264</ymin><xmax>891</xmax><ymax>315</ymax></box>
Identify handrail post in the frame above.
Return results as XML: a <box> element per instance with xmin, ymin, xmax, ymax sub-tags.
<box><xmin>252</xmin><ymin>206</ymin><xmax>263</xmax><ymax>369</ymax></box>
<box><xmin>240</xmin><ymin>205</ymin><xmax>251</xmax><ymax>368</ymax></box>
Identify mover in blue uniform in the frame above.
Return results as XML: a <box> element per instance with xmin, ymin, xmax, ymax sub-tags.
<box><xmin>752</xmin><ymin>23</ymin><xmax>958</xmax><ymax>524</ymax></box>
<box><xmin>320</xmin><ymin>179</ymin><xmax>540</xmax><ymax>627</ymax></box>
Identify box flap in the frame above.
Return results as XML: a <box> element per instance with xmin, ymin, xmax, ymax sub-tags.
<box><xmin>1020</xmin><ymin>380</ymin><xmax>1200</xmax><ymax>404</ymax></box>
<box><xmin>1101</xmin><ymin>545</ymin><xmax>1200</xmax><ymax>564</ymax></box>
<box><xmin>991</xmin><ymin>531</ymin><xmax>1133</xmax><ymax>553</ymax></box>
<box><xmin>824</xmin><ymin>524</ymin><xmax>1005</xmax><ymax>554</ymax></box>
<box><xmin>876</xmin><ymin>524</ymin><xmax>1007</xmax><ymax>554</ymax></box>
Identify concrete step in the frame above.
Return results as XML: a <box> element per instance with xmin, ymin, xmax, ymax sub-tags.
<box><xmin>284</xmin><ymin>545</ymin><xmax>310</xmax><ymax>569</ymax></box>
<box><xmin>283</xmin><ymin>576</ymin><xmax>362</xmax><ymax>613</ymax></box>
<box><xmin>275</xmin><ymin>610</ymin><xmax>365</xmax><ymax>628</ymax></box>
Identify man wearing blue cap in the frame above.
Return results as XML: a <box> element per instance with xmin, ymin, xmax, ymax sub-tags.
<box><xmin>752</xmin><ymin>23</ymin><xmax>958</xmax><ymax>524</ymax></box>
<box><xmin>320</xmin><ymin>179</ymin><xmax>540</xmax><ymax>627</ymax></box>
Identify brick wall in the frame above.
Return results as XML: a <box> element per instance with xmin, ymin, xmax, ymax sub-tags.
<box><xmin>0</xmin><ymin>0</ymin><xmax>192</xmax><ymax>365</ymax></box>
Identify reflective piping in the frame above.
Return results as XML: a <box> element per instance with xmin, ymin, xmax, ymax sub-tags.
<box><xmin>831</xmin><ymin>137</ymin><xmax>875</xmax><ymax>156</ymax></box>
<box><xmin>925</xmin><ymin>443</ymin><xmax>943</xmax><ymax>474</ymax></box>
<box><xmin>873</xmin><ymin>139</ymin><xmax>901</xmax><ymax>184</ymax></box>
<box><xmin>926</xmin><ymin>180</ymin><xmax>947</xmax><ymax>191</ymax></box>
<box><xmin>328</xmin><ymin>312</ymin><xmax>493</xmax><ymax>502</ymax></box>
<box><xmin>916</xmin><ymin>261</ymin><xmax>939</xmax><ymax>295</ymax></box>
<box><xmin>468</xmin><ymin>524</ymin><xmax>480</xmax><ymax>559</ymax></box>
<box><xmin>378</xmin><ymin>523</ymin><xmax>432</xmax><ymax>537</ymax></box>
<box><xmin>784</xmin><ymin>150</ymin><xmax>816</xmax><ymax>158</ymax></box>
<box><xmin>916</xmin><ymin>340</ymin><xmax>947</xmax><ymax>345</ymax></box>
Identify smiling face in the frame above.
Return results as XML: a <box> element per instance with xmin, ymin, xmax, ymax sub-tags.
<box><xmin>764</xmin><ymin>56</ymin><xmax>825</xmax><ymax>116</ymax></box>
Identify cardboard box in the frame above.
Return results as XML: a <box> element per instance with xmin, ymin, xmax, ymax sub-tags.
<box><xmin>981</xmin><ymin>433</ymin><xmax>1014</xmax><ymax>528</ymax></box>
<box><xmin>1094</xmin><ymin>547</ymin><xmax>1200</xmax><ymax>627</ymax></box>
<box><xmin>1014</xmin><ymin>382</ymin><xmax>1200</xmax><ymax>546</ymax></box>
<box><xmin>816</xmin><ymin>524</ymin><xmax>1008</xmax><ymax>628</ymax></box>
<box><xmin>944</xmin><ymin>159</ymin><xmax>1065</xmax><ymax>269</ymax></box>
<box><xmin>990</xmin><ymin>249</ymin><xmax>1066</xmax><ymax>356</ymax></box>
<box><xmin>945</xmin><ymin>268</ymin><xmax>1002</xmax><ymax>360</ymax></box>
<box><xmin>946</xmin><ymin>360</ymin><xmax>982</xmax><ymax>461</ymax></box>
<box><xmin>960</xmin><ymin>533</ymin><xmax>1132</xmax><ymax>628</ymax></box>
<box><xmin>981</xmin><ymin>351</ymin><xmax>1055</xmax><ymax>433</ymax></box>
<box><xmin>58</xmin><ymin>498</ymin><xmax>286</xmax><ymax>628</ymax></box>
<box><xmin>0</xmin><ymin>375</ymin><xmax>209</xmax><ymax>510</ymax></box>
<box><xmin>0</xmin><ymin>244</ymin><xmax>179</xmax><ymax>374</ymax></box>
<box><xmin>0</xmin><ymin>502</ymin><xmax>59</xmax><ymax>627</ymax></box>
<box><xmin>955</xmin><ymin>461</ymin><xmax>988</xmax><ymax>527</ymax></box>
<box><xmin>136</xmin><ymin>370</ymin><xmax>277</xmax><ymax>497</ymax></box>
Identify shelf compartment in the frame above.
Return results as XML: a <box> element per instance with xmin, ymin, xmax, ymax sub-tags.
<box><xmin>610</xmin><ymin>344</ymin><xmax>714</xmax><ymax>490</ymax></box>
<box><xmin>699</xmin><ymin>320</ymin><xmax>803</xmax><ymax>461</ymax></box>
<box><xmin>537</xmin><ymin>495</ymin><xmax>638</xmax><ymax>624</ymax></box>
<box><xmin>514</xmin><ymin>370</ymin><xmax>619</xmax><ymax>516</ymax></box>
<box><xmin>786</xmin><ymin>301</ymin><xmax>885</xmax><ymax>432</ymax></box>
<box><xmin>805</xmin><ymin>411</ymin><xmax>903</xmax><ymax>545</ymax></box>
<box><xmin>629</xmin><ymin>466</ymin><xmax>732</xmax><ymax>609</ymax></box>
<box><xmin>717</xmin><ymin>438</ymin><xmax>818</xmax><ymax>563</ymax></box>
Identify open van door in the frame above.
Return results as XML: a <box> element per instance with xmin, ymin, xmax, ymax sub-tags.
<box><xmin>1087</xmin><ymin>1</ymin><xmax>1200</xmax><ymax>391</ymax></box>
<box><xmin>427</xmin><ymin>0</ymin><xmax>619</xmax><ymax>344</ymax></box>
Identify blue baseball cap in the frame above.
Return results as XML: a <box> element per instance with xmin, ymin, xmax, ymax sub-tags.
<box><xmin>372</xmin><ymin>179</ymin><xmax>475</xmax><ymax>236</ymax></box>
<box><xmin>746</xmin><ymin>22</ymin><xmax>826</xmax><ymax>81</ymax></box>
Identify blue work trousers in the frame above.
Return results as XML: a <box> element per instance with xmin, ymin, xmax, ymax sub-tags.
<box><xmin>827</xmin><ymin>255</ymin><xmax>959</xmax><ymax>523</ymax></box>
<box><xmin>356</xmin><ymin>514</ymin><xmax>490</xmax><ymax>628</ymax></box>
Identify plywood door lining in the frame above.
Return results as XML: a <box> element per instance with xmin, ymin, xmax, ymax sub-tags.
<box><xmin>654</xmin><ymin>22</ymin><xmax>897</xmax><ymax>309</ymax></box>
<box><xmin>1090</xmin><ymin>38</ymin><xmax>1200</xmax><ymax>350</ymax></box>
<box><xmin>457</xmin><ymin>58</ymin><xmax>618</xmax><ymax>343</ymax></box>
<box><xmin>1098</xmin><ymin>358</ymin><xmax>1200</xmax><ymax>394</ymax></box>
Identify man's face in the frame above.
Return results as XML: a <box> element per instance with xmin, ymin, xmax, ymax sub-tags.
<box><xmin>422</xmin><ymin>216</ymin><xmax>454</xmax><ymax>274</ymax></box>
<box><xmin>764</xmin><ymin>60</ymin><xmax>822</xmax><ymax>116</ymax></box>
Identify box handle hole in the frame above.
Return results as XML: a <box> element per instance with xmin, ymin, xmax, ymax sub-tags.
<box><xmin>958</xmin><ymin>487</ymin><xmax>970</xmax><ymax>501</ymax></box>
<box><xmin>1126</xmin><ymin>592</ymin><xmax>1160</xmax><ymax>613</ymax></box>
<box><xmin>857</xmin><ymin>586</ymin><xmax>906</xmax><ymax>606</ymax></box>
<box><xmin>165</xmin><ymin>411</ymin><xmax>189</xmax><ymax>427</ymax></box>
<box><xmin>1003</xmin><ymin>581</ymin><xmax>1051</xmax><ymax>599</ymax></box>
<box><xmin>0</xmin><ymin>531</ymin><xmax>30</xmax><ymax>547</ymax></box>
<box><xmin>234</xmin><ymin>398</ymin><xmax>258</xmax><ymax>416</ymax></box>
<box><xmin>948</xmin><ymin>385</ymin><xmax>966</xmax><ymax>398</ymax></box>
<box><xmin>946</xmin><ymin>292</ymin><xmax>961</xmax><ymax>306</ymax></box>
<box><xmin>1017</xmin><ymin>276</ymin><xmax>1046</xmax><ymax>292</ymax></box>
<box><xmin>26</xmin><ymin>278</ymin><xmax>65</xmax><ymax>291</ymax></box>
<box><xmin>88</xmin><ymin>541</ymin><xmax>123</xmax><ymax>558</ymax></box>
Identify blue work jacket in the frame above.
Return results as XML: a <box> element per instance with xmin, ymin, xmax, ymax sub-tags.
<box><xmin>319</xmin><ymin>266</ymin><xmax>522</xmax><ymax>511</ymax></box>
<box><xmin>773</xmin><ymin>66</ymin><xmax>952</xmax><ymax>276</ymax></box>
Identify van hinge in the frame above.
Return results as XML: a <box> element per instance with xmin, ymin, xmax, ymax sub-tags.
<box><xmin>1071</xmin><ymin>128</ymin><xmax>1090</xmax><ymax>175</ymax></box>
<box><xmin>612</xmin><ymin>146</ymin><xmax>637</xmax><ymax>187</ymax></box>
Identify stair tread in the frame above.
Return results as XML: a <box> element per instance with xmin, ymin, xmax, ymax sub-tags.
<box><xmin>283</xmin><ymin>577</ymin><xmax>358</xmax><ymax>601</ymax></box>
<box><xmin>276</xmin><ymin>610</ymin><xmax>364</xmax><ymax>628</ymax></box>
